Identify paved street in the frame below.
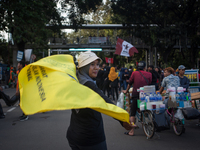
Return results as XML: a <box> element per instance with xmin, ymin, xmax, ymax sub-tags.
<box><xmin>1</xmin><ymin>88</ymin><xmax>200</xmax><ymax>150</ymax></box>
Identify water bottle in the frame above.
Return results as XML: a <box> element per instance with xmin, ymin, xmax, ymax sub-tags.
<box><xmin>157</xmin><ymin>92</ymin><xmax>162</xmax><ymax>101</ymax></box>
<box><xmin>188</xmin><ymin>93</ymin><xmax>191</xmax><ymax>101</ymax></box>
<box><xmin>140</xmin><ymin>93</ymin><xmax>145</xmax><ymax>101</ymax></box>
<box><xmin>145</xmin><ymin>94</ymin><xmax>149</xmax><ymax>102</ymax></box>
<box><xmin>153</xmin><ymin>92</ymin><xmax>157</xmax><ymax>101</ymax></box>
<box><xmin>143</xmin><ymin>93</ymin><xmax>147</xmax><ymax>101</ymax></box>
<box><xmin>183</xmin><ymin>92</ymin><xmax>187</xmax><ymax>101</ymax></box>
<box><xmin>149</xmin><ymin>93</ymin><xmax>154</xmax><ymax>102</ymax></box>
<box><xmin>176</xmin><ymin>93</ymin><xmax>180</xmax><ymax>101</ymax></box>
<box><xmin>179</xmin><ymin>93</ymin><xmax>183</xmax><ymax>101</ymax></box>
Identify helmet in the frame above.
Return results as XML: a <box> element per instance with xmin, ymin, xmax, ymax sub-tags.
<box><xmin>77</xmin><ymin>51</ymin><xmax>102</xmax><ymax>68</ymax></box>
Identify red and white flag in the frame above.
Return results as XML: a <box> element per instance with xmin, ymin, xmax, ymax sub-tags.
<box><xmin>115</xmin><ymin>38</ymin><xmax>138</xmax><ymax>57</ymax></box>
<box><xmin>105</xmin><ymin>57</ymin><xmax>113</xmax><ymax>64</ymax></box>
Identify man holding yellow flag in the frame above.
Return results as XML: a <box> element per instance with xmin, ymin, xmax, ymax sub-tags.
<box><xmin>67</xmin><ymin>51</ymin><xmax>134</xmax><ymax>150</ymax></box>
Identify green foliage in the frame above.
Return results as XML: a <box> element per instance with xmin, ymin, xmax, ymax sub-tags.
<box><xmin>0</xmin><ymin>0</ymin><xmax>103</xmax><ymax>62</ymax></box>
<box><xmin>0</xmin><ymin>39</ymin><xmax>10</xmax><ymax>64</ymax></box>
<box><xmin>111</xmin><ymin>0</ymin><xmax>200</xmax><ymax>68</ymax></box>
<box><xmin>60</xmin><ymin>0</ymin><xmax>102</xmax><ymax>30</ymax></box>
<box><xmin>0</xmin><ymin>0</ymin><xmax>63</xmax><ymax>59</ymax></box>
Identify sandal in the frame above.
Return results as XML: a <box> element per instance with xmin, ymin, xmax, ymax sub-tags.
<box><xmin>135</xmin><ymin>126</ymin><xmax>139</xmax><ymax>129</ymax></box>
<box><xmin>124</xmin><ymin>131</ymin><xmax>135</xmax><ymax>136</ymax></box>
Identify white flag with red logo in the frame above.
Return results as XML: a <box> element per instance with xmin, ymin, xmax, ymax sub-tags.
<box><xmin>115</xmin><ymin>38</ymin><xmax>138</xmax><ymax>57</ymax></box>
<box><xmin>105</xmin><ymin>57</ymin><xmax>113</xmax><ymax>64</ymax></box>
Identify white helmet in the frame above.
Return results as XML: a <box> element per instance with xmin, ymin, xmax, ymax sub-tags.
<box><xmin>77</xmin><ymin>51</ymin><xmax>102</xmax><ymax>68</ymax></box>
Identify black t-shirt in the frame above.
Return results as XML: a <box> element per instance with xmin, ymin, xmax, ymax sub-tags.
<box><xmin>150</xmin><ymin>70</ymin><xmax>159</xmax><ymax>84</ymax></box>
<box><xmin>67</xmin><ymin>81</ymin><xmax>114</xmax><ymax>146</ymax></box>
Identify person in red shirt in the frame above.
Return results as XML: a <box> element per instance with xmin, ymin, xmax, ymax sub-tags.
<box><xmin>123</xmin><ymin>61</ymin><xmax>152</xmax><ymax>136</ymax></box>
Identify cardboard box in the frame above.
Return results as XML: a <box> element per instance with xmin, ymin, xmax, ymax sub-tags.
<box><xmin>168</xmin><ymin>100</ymin><xmax>179</xmax><ymax>108</ymax></box>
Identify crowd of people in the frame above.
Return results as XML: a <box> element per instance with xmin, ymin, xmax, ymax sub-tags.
<box><xmin>0</xmin><ymin>51</ymin><xmax>198</xmax><ymax>150</ymax></box>
<box><xmin>95</xmin><ymin>62</ymin><xmax>166</xmax><ymax>102</ymax></box>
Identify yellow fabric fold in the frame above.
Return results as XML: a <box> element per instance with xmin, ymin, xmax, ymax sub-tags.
<box><xmin>18</xmin><ymin>54</ymin><xmax>129</xmax><ymax>123</ymax></box>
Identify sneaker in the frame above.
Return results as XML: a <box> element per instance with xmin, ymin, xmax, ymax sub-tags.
<box><xmin>20</xmin><ymin>115</ymin><xmax>29</xmax><ymax>121</ymax></box>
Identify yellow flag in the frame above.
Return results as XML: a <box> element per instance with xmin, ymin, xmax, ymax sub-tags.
<box><xmin>18</xmin><ymin>55</ymin><xmax>129</xmax><ymax>123</ymax></box>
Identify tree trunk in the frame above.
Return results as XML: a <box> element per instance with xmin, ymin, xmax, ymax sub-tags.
<box><xmin>149</xmin><ymin>47</ymin><xmax>153</xmax><ymax>65</ymax></box>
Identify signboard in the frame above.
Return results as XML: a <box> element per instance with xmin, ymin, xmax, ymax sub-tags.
<box><xmin>31</xmin><ymin>54</ymin><xmax>36</xmax><ymax>60</ymax></box>
<box><xmin>88</xmin><ymin>37</ymin><xmax>107</xmax><ymax>44</ymax></box>
<box><xmin>184</xmin><ymin>69</ymin><xmax>199</xmax><ymax>83</ymax></box>
<box><xmin>0</xmin><ymin>67</ymin><xmax>2</xmax><ymax>80</ymax></box>
<box><xmin>17</xmin><ymin>51</ymin><xmax>24</xmax><ymax>61</ymax></box>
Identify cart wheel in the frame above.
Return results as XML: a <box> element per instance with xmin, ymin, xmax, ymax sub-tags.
<box><xmin>142</xmin><ymin>110</ymin><xmax>155</xmax><ymax>139</ymax></box>
<box><xmin>173</xmin><ymin>118</ymin><xmax>184</xmax><ymax>136</ymax></box>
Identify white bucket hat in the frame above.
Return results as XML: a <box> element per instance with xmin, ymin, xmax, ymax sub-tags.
<box><xmin>77</xmin><ymin>51</ymin><xmax>102</xmax><ymax>68</ymax></box>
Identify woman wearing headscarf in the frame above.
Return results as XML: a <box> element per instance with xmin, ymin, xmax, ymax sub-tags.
<box><xmin>108</xmin><ymin>67</ymin><xmax>119</xmax><ymax>101</ymax></box>
<box><xmin>66</xmin><ymin>51</ymin><xmax>134</xmax><ymax>150</ymax></box>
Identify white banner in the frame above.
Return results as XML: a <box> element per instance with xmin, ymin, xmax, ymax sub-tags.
<box><xmin>25</xmin><ymin>49</ymin><xmax>32</xmax><ymax>62</ymax></box>
<box><xmin>88</xmin><ymin>37</ymin><xmax>107</xmax><ymax>43</ymax></box>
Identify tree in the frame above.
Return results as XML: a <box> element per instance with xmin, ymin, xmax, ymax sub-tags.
<box><xmin>0</xmin><ymin>0</ymin><xmax>104</xmax><ymax>62</ymax></box>
<box><xmin>111</xmin><ymin>0</ymin><xmax>200</xmax><ymax>68</ymax></box>
<box><xmin>59</xmin><ymin>0</ymin><xmax>102</xmax><ymax>30</ymax></box>
<box><xmin>0</xmin><ymin>39</ymin><xmax>10</xmax><ymax>64</ymax></box>
<box><xmin>0</xmin><ymin>0</ymin><xmax>63</xmax><ymax>61</ymax></box>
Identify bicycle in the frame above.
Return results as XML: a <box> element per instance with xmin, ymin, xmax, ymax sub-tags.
<box><xmin>135</xmin><ymin>109</ymin><xmax>155</xmax><ymax>139</ymax></box>
<box><xmin>166</xmin><ymin>107</ymin><xmax>185</xmax><ymax>136</ymax></box>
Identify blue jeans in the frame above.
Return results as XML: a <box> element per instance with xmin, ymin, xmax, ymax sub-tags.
<box><xmin>119</xmin><ymin>80</ymin><xmax>123</xmax><ymax>91</ymax></box>
<box><xmin>123</xmin><ymin>80</ymin><xmax>128</xmax><ymax>90</ymax></box>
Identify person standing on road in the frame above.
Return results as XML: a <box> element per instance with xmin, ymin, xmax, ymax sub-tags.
<box><xmin>123</xmin><ymin>61</ymin><xmax>152</xmax><ymax>136</ymax></box>
<box><xmin>178</xmin><ymin>65</ymin><xmax>190</xmax><ymax>92</ymax></box>
<box><xmin>128</xmin><ymin>66</ymin><xmax>133</xmax><ymax>77</ymax></box>
<box><xmin>0</xmin><ymin>85</ymin><xmax>17</xmax><ymax>119</ymax></box>
<box><xmin>96</xmin><ymin>64</ymin><xmax>105</xmax><ymax>90</ymax></box>
<box><xmin>155</xmin><ymin>67</ymin><xmax>162</xmax><ymax>89</ymax></box>
<box><xmin>118</xmin><ymin>67</ymin><xmax>124</xmax><ymax>92</ymax></box>
<box><xmin>108</xmin><ymin>67</ymin><xmax>119</xmax><ymax>101</ymax></box>
<box><xmin>122</xmin><ymin>68</ymin><xmax>129</xmax><ymax>90</ymax></box>
<box><xmin>0</xmin><ymin>87</ymin><xmax>8</xmax><ymax>119</ymax></box>
<box><xmin>67</xmin><ymin>51</ymin><xmax>134</xmax><ymax>150</ymax></box>
<box><xmin>16</xmin><ymin>61</ymin><xmax>29</xmax><ymax>121</ymax></box>
<box><xmin>102</xmin><ymin>66</ymin><xmax>111</xmax><ymax>98</ymax></box>
<box><xmin>147</xmin><ymin>65</ymin><xmax>160</xmax><ymax>90</ymax></box>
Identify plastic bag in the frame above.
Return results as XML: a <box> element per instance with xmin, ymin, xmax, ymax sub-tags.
<box><xmin>174</xmin><ymin>108</ymin><xmax>184</xmax><ymax>120</ymax></box>
<box><xmin>182</xmin><ymin>107</ymin><xmax>200</xmax><ymax>120</ymax></box>
<box><xmin>117</xmin><ymin>92</ymin><xmax>124</xmax><ymax>108</ymax></box>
